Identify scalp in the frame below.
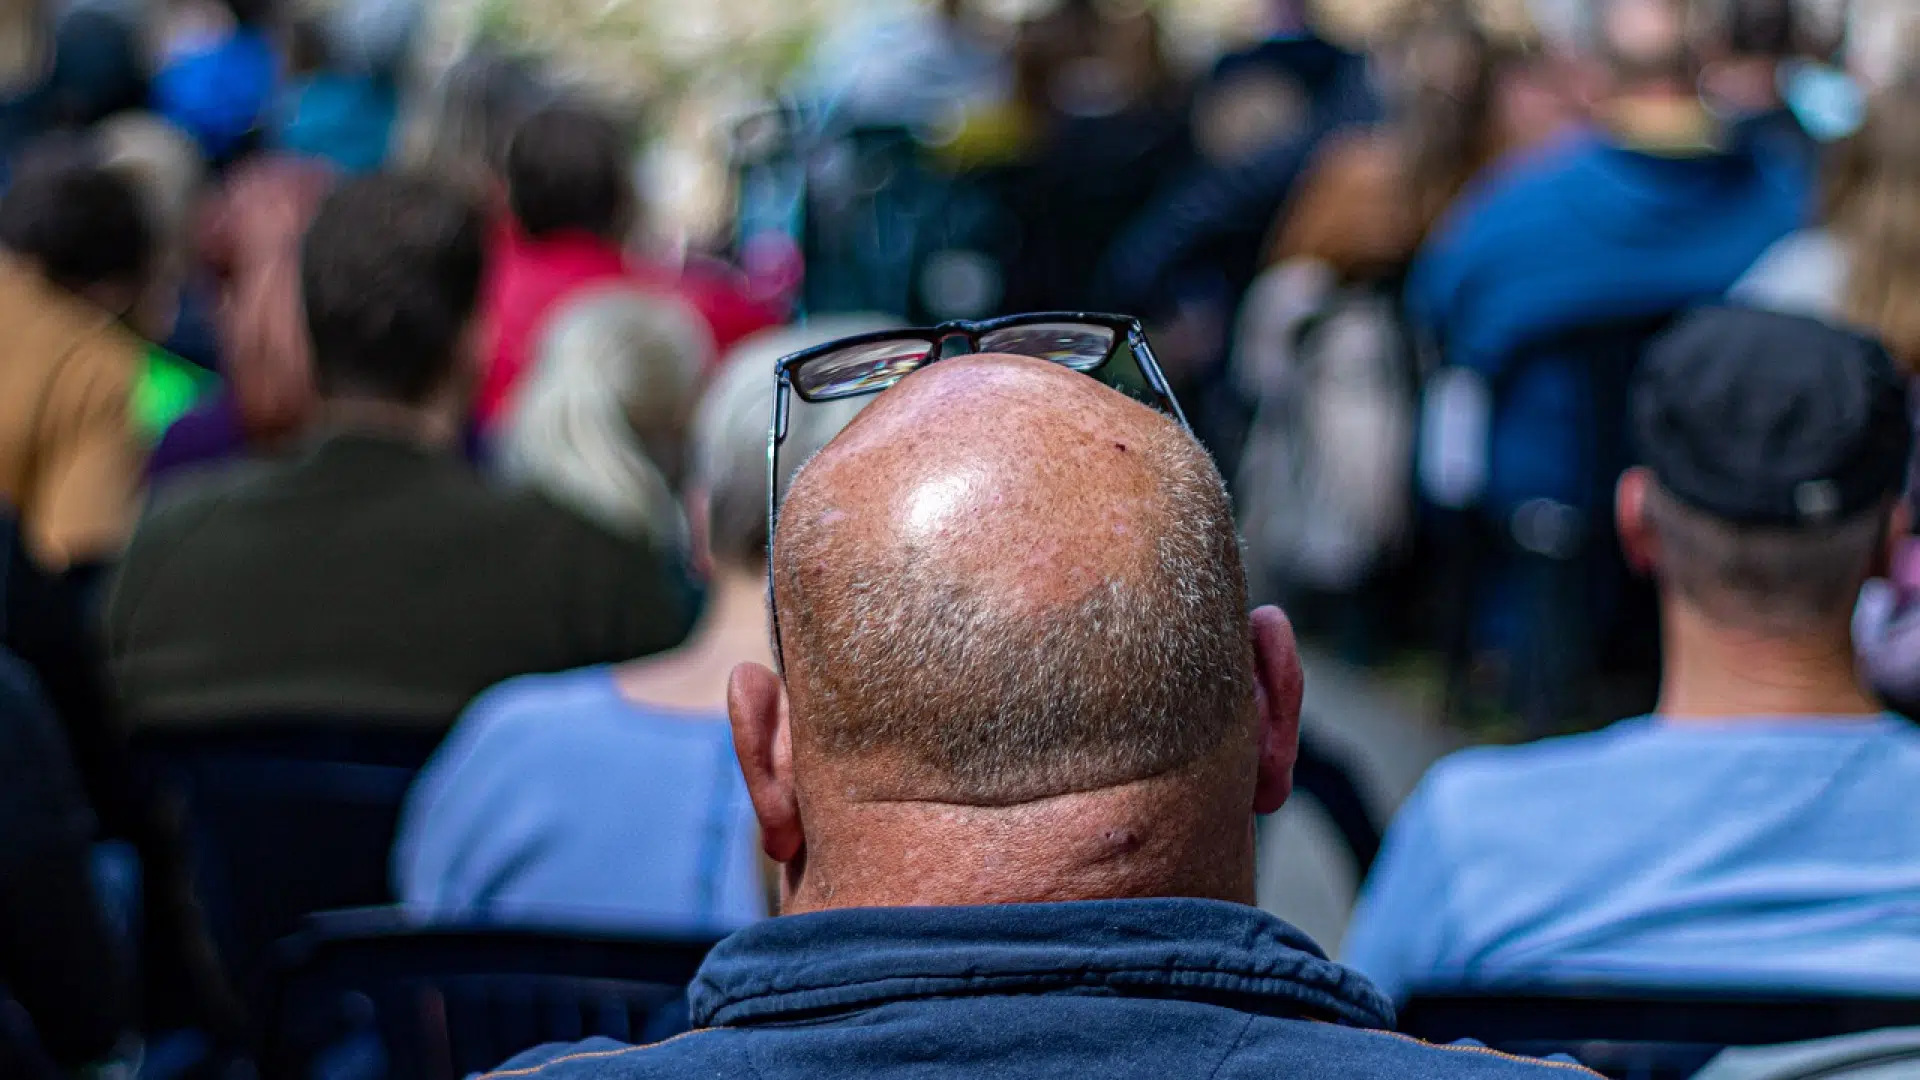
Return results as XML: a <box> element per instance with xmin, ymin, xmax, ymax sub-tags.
<box><xmin>773</xmin><ymin>355</ymin><xmax>1253</xmax><ymax>804</ymax></box>
<box><xmin>780</xmin><ymin>357</ymin><xmax>1183</xmax><ymax>612</ymax></box>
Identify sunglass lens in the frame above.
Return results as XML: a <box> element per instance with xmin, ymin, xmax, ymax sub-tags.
<box><xmin>796</xmin><ymin>338</ymin><xmax>937</xmax><ymax>401</ymax></box>
<box><xmin>976</xmin><ymin>323</ymin><xmax>1116</xmax><ymax>371</ymax></box>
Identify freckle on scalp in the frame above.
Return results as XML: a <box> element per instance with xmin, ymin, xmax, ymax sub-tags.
<box><xmin>1114</xmin><ymin>442</ymin><xmax>1128</xmax><ymax>452</ymax></box>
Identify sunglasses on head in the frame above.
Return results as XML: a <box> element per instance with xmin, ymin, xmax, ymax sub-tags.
<box><xmin>765</xmin><ymin>311</ymin><xmax>1189</xmax><ymax>666</ymax></box>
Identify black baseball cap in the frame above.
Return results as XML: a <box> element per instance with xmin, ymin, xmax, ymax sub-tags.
<box><xmin>1633</xmin><ymin>306</ymin><xmax>1912</xmax><ymax>526</ymax></box>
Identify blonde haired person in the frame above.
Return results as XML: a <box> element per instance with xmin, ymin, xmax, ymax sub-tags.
<box><xmin>394</xmin><ymin>316</ymin><xmax>888</xmax><ymax>934</ymax></box>
<box><xmin>1737</xmin><ymin>76</ymin><xmax>1920</xmax><ymax>369</ymax></box>
<box><xmin>1736</xmin><ymin>75</ymin><xmax>1920</xmax><ymax>719</ymax></box>
<box><xmin>496</xmin><ymin>288</ymin><xmax>714</xmax><ymax>550</ymax></box>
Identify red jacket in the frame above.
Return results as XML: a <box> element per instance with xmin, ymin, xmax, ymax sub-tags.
<box><xmin>478</xmin><ymin>227</ymin><xmax>782</xmax><ymax>427</ymax></box>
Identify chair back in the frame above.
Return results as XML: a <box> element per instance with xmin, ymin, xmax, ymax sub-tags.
<box><xmin>133</xmin><ymin>724</ymin><xmax>443</xmax><ymax>1001</ymax></box>
<box><xmin>263</xmin><ymin>909</ymin><xmax>717</xmax><ymax>1080</ymax></box>
<box><xmin>1433</xmin><ymin>312</ymin><xmax>1678</xmax><ymax>732</ymax></box>
<box><xmin>1399</xmin><ymin>990</ymin><xmax>1920</xmax><ymax>1080</ymax></box>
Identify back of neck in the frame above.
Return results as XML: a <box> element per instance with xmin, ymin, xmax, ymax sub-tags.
<box><xmin>1657</xmin><ymin>598</ymin><xmax>1883</xmax><ymax>721</ymax></box>
<box><xmin>615</xmin><ymin>567</ymin><xmax>771</xmax><ymax>712</ymax></box>
<box><xmin>318</xmin><ymin>395</ymin><xmax>462</xmax><ymax>449</ymax></box>
<box><xmin>784</xmin><ymin>772</ymin><xmax>1257</xmax><ymax>914</ymax></box>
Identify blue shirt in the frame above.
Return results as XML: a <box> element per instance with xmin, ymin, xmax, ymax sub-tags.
<box><xmin>489</xmin><ymin>898</ymin><xmax>1584</xmax><ymax>1079</ymax></box>
<box><xmin>393</xmin><ymin>667</ymin><xmax>764</xmax><ymax>935</ymax></box>
<box><xmin>274</xmin><ymin>74</ymin><xmax>398</xmax><ymax>174</ymax></box>
<box><xmin>1344</xmin><ymin>716</ymin><xmax>1920</xmax><ymax>1001</ymax></box>
<box><xmin>1407</xmin><ymin>131</ymin><xmax>1807</xmax><ymax>513</ymax></box>
<box><xmin>154</xmin><ymin>28</ymin><xmax>278</xmax><ymax>161</ymax></box>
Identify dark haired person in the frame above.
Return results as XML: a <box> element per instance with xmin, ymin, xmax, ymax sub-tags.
<box><xmin>0</xmin><ymin>146</ymin><xmax>157</xmax><ymax>569</ymax></box>
<box><xmin>489</xmin><ymin>350</ymin><xmax>1577</xmax><ymax>1080</ymax></box>
<box><xmin>1347</xmin><ymin>309</ymin><xmax>1920</xmax><ymax>1000</ymax></box>
<box><xmin>107</xmin><ymin>173</ymin><xmax>694</xmax><ymax>731</ymax></box>
<box><xmin>477</xmin><ymin>101</ymin><xmax>778</xmax><ymax>428</ymax></box>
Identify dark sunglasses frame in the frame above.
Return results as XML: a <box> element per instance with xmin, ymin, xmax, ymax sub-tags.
<box><xmin>765</xmin><ymin>311</ymin><xmax>1189</xmax><ymax>667</ymax></box>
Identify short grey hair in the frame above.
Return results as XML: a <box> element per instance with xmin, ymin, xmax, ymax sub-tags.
<box><xmin>1646</xmin><ymin>481</ymin><xmax>1890</xmax><ymax>632</ymax></box>
<box><xmin>778</xmin><ymin>409</ymin><xmax>1255</xmax><ymax>806</ymax></box>
<box><xmin>498</xmin><ymin>288</ymin><xmax>713</xmax><ymax>547</ymax></box>
<box><xmin>398</xmin><ymin>47</ymin><xmax>553</xmax><ymax>178</ymax></box>
<box><xmin>692</xmin><ymin>315</ymin><xmax>894</xmax><ymax>568</ymax></box>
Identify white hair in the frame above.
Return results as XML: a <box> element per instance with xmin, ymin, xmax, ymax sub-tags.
<box><xmin>96</xmin><ymin>112</ymin><xmax>205</xmax><ymax>249</ymax></box>
<box><xmin>692</xmin><ymin>314</ymin><xmax>897</xmax><ymax>567</ymax></box>
<box><xmin>497</xmin><ymin>287</ymin><xmax>714</xmax><ymax>548</ymax></box>
<box><xmin>397</xmin><ymin>46</ymin><xmax>552</xmax><ymax>175</ymax></box>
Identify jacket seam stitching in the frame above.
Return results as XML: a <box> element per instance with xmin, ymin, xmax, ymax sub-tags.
<box><xmin>1203</xmin><ymin>1012</ymin><xmax>1258</xmax><ymax>1080</ymax></box>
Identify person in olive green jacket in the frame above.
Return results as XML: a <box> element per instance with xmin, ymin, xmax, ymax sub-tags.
<box><xmin>107</xmin><ymin>173</ymin><xmax>695</xmax><ymax>732</ymax></box>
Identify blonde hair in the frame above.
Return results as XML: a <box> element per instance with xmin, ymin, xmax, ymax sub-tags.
<box><xmin>498</xmin><ymin>288</ymin><xmax>714</xmax><ymax>547</ymax></box>
<box><xmin>692</xmin><ymin>315</ymin><xmax>894</xmax><ymax>569</ymax></box>
<box><xmin>1828</xmin><ymin>76</ymin><xmax>1920</xmax><ymax>373</ymax></box>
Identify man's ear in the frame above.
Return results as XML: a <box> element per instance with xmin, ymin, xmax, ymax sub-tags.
<box><xmin>729</xmin><ymin>662</ymin><xmax>802</xmax><ymax>863</ymax></box>
<box><xmin>1617</xmin><ymin>467</ymin><xmax>1658</xmax><ymax>575</ymax></box>
<box><xmin>684</xmin><ymin>488</ymin><xmax>713</xmax><ymax>581</ymax></box>
<box><xmin>1249</xmin><ymin>605</ymin><xmax>1303</xmax><ymax>816</ymax></box>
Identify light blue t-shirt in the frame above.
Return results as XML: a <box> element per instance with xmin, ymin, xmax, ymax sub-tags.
<box><xmin>393</xmin><ymin>666</ymin><xmax>765</xmax><ymax>935</ymax></box>
<box><xmin>1344</xmin><ymin>715</ymin><xmax>1920</xmax><ymax>1001</ymax></box>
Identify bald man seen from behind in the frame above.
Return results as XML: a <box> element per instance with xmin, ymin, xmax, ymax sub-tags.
<box><xmin>491</xmin><ymin>356</ymin><xmax>1588</xmax><ymax>1079</ymax></box>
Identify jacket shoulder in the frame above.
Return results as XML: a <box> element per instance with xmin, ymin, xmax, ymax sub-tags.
<box><xmin>1232</xmin><ymin>1019</ymin><xmax>1599</xmax><ymax>1079</ymax></box>
<box><xmin>479</xmin><ymin>1032</ymin><xmax>738</xmax><ymax>1080</ymax></box>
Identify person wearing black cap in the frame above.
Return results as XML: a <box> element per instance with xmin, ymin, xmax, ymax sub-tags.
<box><xmin>1344</xmin><ymin>307</ymin><xmax>1920</xmax><ymax>1002</ymax></box>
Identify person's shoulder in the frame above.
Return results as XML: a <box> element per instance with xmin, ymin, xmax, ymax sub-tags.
<box><xmin>1410</xmin><ymin>131</ymin><xmax>1604</xmax><ymax>299</ymax></box>
<box><xmin>1440</xmin><ymin>130</ymin><xmax>1606</xmax><ymax>229</ymax></box>
<box><xmin>470</xmin><ymin>483</ymin><xmax>621</xmax><ymax>539</ymax></box>
<box><xmin>1234</xmin><ymin>1018</ymin><xmax>1598</xmax><ymax>1077</ymax></box>
<box><xmin>477</xmin><ymin>1032</ymin><xmax>738</xmax><ymax>1079</ymax></box>
<box><xmin>458</xmin><ymin>668</ymin><xmax>622</xmax><ymax>738</ymax></box>
<box><xmin>494</xmin><ymin>488</ymin><xmax>677</xmax><ymax>576</ymax></box>
<box><xmin>1731</xmin><ymin>227</ymin><xmax>1847</xmax><ymax>318</ymax></box>
<box><xmin>1413</xmin><ymin>722</ymin><xmax>1659</xmax><ymax>818</ymax></box>
<box><xmin>132</xmin><ymin>456</ymin><xmax>283</xmax><ymax>541</ymax></box>
<box><xmin>56</xmin><ymin>317</ymin><xmax>146</xmax><ymax>387</ymax></box>
<box><xmin>1869</xmin><ymin>715</ymin><xmax>1920</xmax><ymax>755</ymax></box>
<box><xmin>406</xmin><ymin>669</ymin><xmax>621</xmax><ymax>818</ymax></box>
<box><xmin>1333</xmin><ymin>1032</ymin><xmax>1599</xmax><ymax>1077</ymax></box>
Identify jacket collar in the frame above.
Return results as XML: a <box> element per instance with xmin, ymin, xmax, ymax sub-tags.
<box><xmin>690</xmin><ymin>898</ymin><xmax>1393</xmax><ymax>1030</ymax></box>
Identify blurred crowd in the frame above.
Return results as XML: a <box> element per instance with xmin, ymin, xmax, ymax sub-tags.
<box><xmin>0</xmin><ymin>0</ymin><xmax>1916</xmax><ymax>1076</ymax></box>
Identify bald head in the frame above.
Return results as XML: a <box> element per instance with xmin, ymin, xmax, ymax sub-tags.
<box><xmin>772</xmin><ymin>355</ymin><xmax>1253</xmax><ymax>805</ymax></box>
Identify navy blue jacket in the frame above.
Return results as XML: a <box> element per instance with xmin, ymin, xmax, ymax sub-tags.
<box><xmin>487</xmin><ymin>899</ymin><xmax>1590</xmax><ymax>1079</ymax></box>
<box><xmin>1406</xmin><ymin>131</ymin><xmax>1807</xmax><ymax>515</ymax></box>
